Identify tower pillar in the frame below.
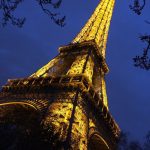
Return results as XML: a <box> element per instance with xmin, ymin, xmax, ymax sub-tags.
<box><xmin>42</xmin><ymin>89</ymin><xmax>89</xmax><ymax>149</ymax></box>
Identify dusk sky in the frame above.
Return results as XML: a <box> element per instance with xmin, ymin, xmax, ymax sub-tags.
<box><xmin>0</xmin><ymin>0</ymin><xmax>150</xmax><ymax>142</ymax></box>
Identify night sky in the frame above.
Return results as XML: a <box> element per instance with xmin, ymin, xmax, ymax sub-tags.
<box><xmin>0</xmin><ymin>0</ymin><xmax>150</xmax><ymax>142</ymax></box>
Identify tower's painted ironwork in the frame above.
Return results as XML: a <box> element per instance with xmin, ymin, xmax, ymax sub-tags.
<box><xmin>0</xmin><ymin>0</ymin><xmax>120</xmax><ymax>149</ymax></box>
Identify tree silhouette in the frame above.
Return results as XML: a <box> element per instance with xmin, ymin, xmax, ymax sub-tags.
<box><xmin>0</xmin><ymin>0</ymin><xmax>65</xmax><ymax>27</ymax></box>
<box><xmin>143</xmin><ymin>131</ymin><xmax>150</xmax><ymax>150</ymax></box>
<box><xmin>129</xmin><ymin>0</ymin><xmax>146</xmax><ymax>15</ymax></box>
<box><xmin>130</xmin><ymin>0</ymin><xmax>150</xmax><ymax>70</ymax></box>
<box><xmin>117</xmin><ymin>132</ymin><xmax>129</xmax><ymax>150</ymax></box>
<box><xmin>133</xmin><ymin>35</ymin><xmax>150</xmax><ymax>70</ymax></box>
<box><xmin>117</xmin><ymin>131</ymin><xmax>150</xmax><ymax>150</ymax></box>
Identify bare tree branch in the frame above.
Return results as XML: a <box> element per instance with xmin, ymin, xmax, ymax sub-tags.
<box><xmin>37</xmin><ymin>0</ymin><xmax>65</xmax><ymax>27</ymax></box>
<box><xmin>0</xmin><ymin>0</ymin><xmax>25</xmax><ymax>27</ymax></box>
<box><xmin>133</xmin><ymin>35</ymin><xmax>150</xmax><ymax>70</ymax></box>
<box><xmin>129</xmin><ymin>1</ymin><xmax>150</xmax><ymax>70</ymax></box>
<box><xmin>129</xmin><ymin>0</ymin><xmax>146</xmax><ymax>15</ymax></box>
<box><xmin>145</xmin><ymin>20</ymin><xmax>150</xmax><ymax>24</ymax></box>
<box><xmin>0</xmin><ymin>0</ymin><xmax>65</xmax><ymax>27</ymax></box>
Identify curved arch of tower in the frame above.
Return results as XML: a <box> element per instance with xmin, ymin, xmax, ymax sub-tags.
<box><xmin>89</xmin><ymin>132</ymin><xmax>110</xmax><ymax>150</ymax></box>
<box><xmin>0</xmin><ymin>0</ymin><xmax>120</xmax><ymax>149</ymax></box>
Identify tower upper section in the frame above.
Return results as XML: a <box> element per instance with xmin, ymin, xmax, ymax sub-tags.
<box><xmin>72</xmin><ymin>0</ymin><xmax>115</xmax><ymax>58</ymax></box>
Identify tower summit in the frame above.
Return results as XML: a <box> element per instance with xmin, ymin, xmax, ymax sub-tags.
<box><xmin>72</xmin><ymin>0</ymin><xmax>115</xmax><ymax>58</ymax></box>
<box><xmin>0</xmin><ymin>0</ymin><xmax>120</xmax><ymax>150</ymax></box>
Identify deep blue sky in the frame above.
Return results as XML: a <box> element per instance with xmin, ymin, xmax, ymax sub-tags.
<box><xmin>0</xmin><ymin>0</ymin><xmax>150</xmax><ymax>142</ymax></box>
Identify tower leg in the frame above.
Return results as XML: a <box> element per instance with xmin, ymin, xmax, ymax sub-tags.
<box><xmin>42</xmin><ymin>91</ymin><xmax>88</xmax><ymax>150</ymax></box>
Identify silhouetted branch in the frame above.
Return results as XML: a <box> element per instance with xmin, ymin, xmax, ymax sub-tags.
<box><xmin>0</xmin><ymin>0</ymin><xmax>65</xmax><ymax>27</ymax></box>
<box><xmin>37</xmin><ymin>0</ymin><xmax>65</xmax><ymax>27</ymax></box>
<box><xmin>0</xmin><ymin>0</ymin><xmax>25</xmax><ymax>27</ymax></box>
<box><xmin>129</xmin><ymin>0</ymin><xmax>146</xmax><ymax>15</ymax></box>
<box><xmin>145</xmin><ymin>20</ymin><xmax>150</xmax><ymax>24</ymax></box>
<box><xmin>143</xmin><ymin>131</ymin><xmax>150</xmax><ymax>150</ymax></box>
<box><xmin>133</xmin><ymin>35</ymin><xmax>150</xmax><ymax>70</ymax></box>
<box><xmin>128</xmin><ymin>141</ymin><xmax>143</xmax><ymax>150</ymax></box>
<box><xmin>129</xmin><ymin>1</ymin><xmax>150</xmax><ymax>70</ymax></box>
<box><xmin>117</xmin><ymin>131</ymin><xmax>143</xmax><ymax>150</ymax></box>
<box><xmin>117</xmin><ymin>132</ymin><xmax>129</xmax><ymax>150</ymax></box>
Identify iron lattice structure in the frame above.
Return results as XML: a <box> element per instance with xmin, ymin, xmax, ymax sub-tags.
<box><xmin>0</xmin><ymin>0</ymin><xmax>120</xmax><ymax>149</ymax></box>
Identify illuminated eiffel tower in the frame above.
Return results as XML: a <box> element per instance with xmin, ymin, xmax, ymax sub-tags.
<box><xmin>0</xmin><ymin>0</ymin><xmax>120</xmax><ymax>149</ymax></box>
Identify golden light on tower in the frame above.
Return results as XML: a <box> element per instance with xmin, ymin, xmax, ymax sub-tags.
<box><xmin>0</xmin><ymin>0</ymin><xmax>120</xmax><ymax>149</ymax></box>
<box><xmin>72</xmin><ymin>0</ymin><xmax>115</xmax><ymax>58</ymax></box>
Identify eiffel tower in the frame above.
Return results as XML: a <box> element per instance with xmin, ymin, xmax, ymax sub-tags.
<box><xmin>0</xmin><ymin>0</ymin><xmax>120</xmax><ymax>149</ymax></box>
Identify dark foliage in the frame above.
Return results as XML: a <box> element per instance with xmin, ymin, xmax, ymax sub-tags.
<box><xmin>37</xmin><ymin>0</ymin><xmax>66</xmax><ymax>27</ymax></box>
<box><xmin>0</xmin><ymin>0</ymin><xmax>65</xmax><ymax>27</ymax></box>
<box><xmin>130</xmin><ymin>0</ymin><xmax>150</xmax><ymax>70</ymax></box>
<box><xmin>0</xmin><ymin>0</ymin><xmax>25</xmax><ymax>27</ymax></box>
<box><xmin>129</xmin><ymin>0</ymin><xmax>146</xmax><ymax>15</ymax></box>
<box><xmin>117</xmin><ymin>131</ymin><xmax>150</xmax><ymax>150</ymax></box>
<box><xmin>133</xmin><ymin>35</ymin><xmax>150</xmax><ymax>70</ymax></box>
<box><xmin>143</xmin><ymin>131</ymin><xmax>150</xmax><ymax>150</ymax></box>
<box><xmin>117</xmin><ymin>132</ymin><xmax>129</xmax><ymax>150</ymax></box>
<box><xmin>128</xmin><ymin>141</ymin><xmax>143</xmax><ymax>150</ymax></box>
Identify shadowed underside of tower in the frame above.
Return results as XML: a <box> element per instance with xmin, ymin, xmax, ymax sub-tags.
<box><xmin>0</xmin><ymin>0</ymin><xmax>120</xmax><ymax>149</ymax></box>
